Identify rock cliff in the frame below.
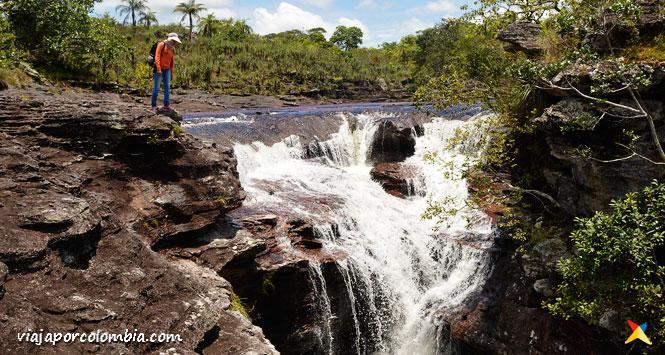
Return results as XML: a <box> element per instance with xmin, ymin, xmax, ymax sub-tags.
<box><xmin>446</xmin><ymin>7</ymin><xmax>665</xmax><ymax>354</ymax></box>
<box><xmin>0</xmin><ymin>87</ymin><xmax>276</xmax><ymax>354</ymax></box>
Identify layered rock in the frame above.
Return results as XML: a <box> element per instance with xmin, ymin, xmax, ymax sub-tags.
<box><xmin>451</xmin><ymin>15</ymin><xmax>665</xmax><ymax>355</ymax></box>
<box><xmin>531</xmin><ymin>64</ymin><xmax>665</xmax><ymax>216</ymax></box>
<box><xmin>161</xmin><ymin>211</ymin><xmax>356</xmax><ymax>355</ymax></box>
<box><xmin>497</xmin><ymin>22</ymin><xmax>544</xmax><ymax>55</ymax></box>
<box><xmin>585</xmin><ymin>0</ymin><xmax>665</xmax><ymax>51</ymax></box>
<box><xmin>0</xmin><ymin>87</ymin><xmax>275</xmax><ymax>354</ymax></box>
<box><xmin>370</xmin><ymin>162</ymin><xmax>423</xmax><ymax>198</ymax></box>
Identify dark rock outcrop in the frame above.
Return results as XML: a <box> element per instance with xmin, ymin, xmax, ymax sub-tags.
<box><xmin>0</xmin><ymin>261</ymin><xmax>7</xmax><ymax>298</ymax></box>
<box><xmin>157</xmin><ymin>106</ymin><xmax>182</xmax><ymax>122</ymax></box>
<box><xmin>443</xmin><ymin>237</ymin><xmax>621</xmax><ymax>354</ymax></box>
<box><xmin>585</xmin><ymin>0</ymin><xmax>665</xmax><ymax>51</ymax></box>
<box><xmin>474</xmin><ymin>12</ymin><xmax>665</xmax><ymax>355</ymax></box>
<box><xmin>497</xmin><ymin>22</ymin><xmax>544</xmax><ymax>55</ymax></box>
<box><xmin>370</xmin><ymin>121</ymin><xmax>417</xmax><ymax>163</ymax></box>
<box><xmin>0</xmin><ymin>88</ymin><xmax>275</xmax><ymax>354</ymax></box>
<box><xmin>529</xmin><ymin>63</ymin><xmax>665</xmax><ymax>216</ymax></box>
<box><xmin>164</xmin><ymin>210</ymin><xmax>358</xmax><ymax>355</ymax></box>
<box><xmin>370</xmin><ymin>162</ymin><xmax>422</xmax><ymax>198</ymax></box>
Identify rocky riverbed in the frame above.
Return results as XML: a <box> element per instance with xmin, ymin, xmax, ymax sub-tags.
<box><xmin>0</xmin><ymin>87</ymin><xmax>275</xmax><ymax>354</ymax></box>
<box><xmin>0</xmin><ymin>80</ymin><xmax>651</xmax><ymax>355</ymax></box>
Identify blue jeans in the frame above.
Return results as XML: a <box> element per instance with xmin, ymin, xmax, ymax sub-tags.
<box><xmin>151</xmin><ymin>69</ymin><xmax>171</xmax><ymax>107</ymax></box>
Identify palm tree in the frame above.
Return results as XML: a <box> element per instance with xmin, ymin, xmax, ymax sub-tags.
<box><xmin>115</xmin><ymin>0</ymin><xmax>147</xmax><ymax>27</ymax></box>
<box><xmin>197</xmin><ymin>13</ymin><xmax>219</xmax><ymax>37</ymax></box>
<box><xmin>174</xmin><ymin>0</ymin><xmax>207</xmax><ymax>40</ymax></box>
<box><xmin>139</xmin><ymin>10</ymin><xmax>158</xmax><ymax>28</ymax></box>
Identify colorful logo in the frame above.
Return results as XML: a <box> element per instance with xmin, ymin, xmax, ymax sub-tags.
<box><xmin>625</xmin><ymin>320</ymin><xmax>652</xmax><ymax>345</ymax></box>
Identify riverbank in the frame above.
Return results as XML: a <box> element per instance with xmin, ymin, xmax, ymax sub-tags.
<box><xmin>67</xmin><ymin>82</ymin><xmax>412</xmax><ymax>114</ymax></box>
<box><xmin>0</xmin><ymin>85</ymin><xmax>278</xmax><ymax>354</ymax></box>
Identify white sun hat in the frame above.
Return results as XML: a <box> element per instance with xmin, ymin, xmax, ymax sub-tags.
<box><xmin>166</xmin><ymin>33</ymin><xmax>182</xmax><ymax>44</ymax></box>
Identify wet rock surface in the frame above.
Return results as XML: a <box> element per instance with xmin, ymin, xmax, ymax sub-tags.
<box><xmin>370</xmin><ymin>162</ymin><xmax>422</xmax><ymax>198</ymax></box>
<box><xmin>0</xmin><ymin>87</ymin><xmax>275</xmax><ymax>354</ymax></box>
<box><xmin>369</xmin><ymin>120</ymin><xmax>418</xmax><ymax>163</ymax></box>
<box><xmin>183</xmin><ymin>103</ymin><xmax>431</xmax><ymax>148</ymax></box>
<box><xmin>442</xmin><ymin>238</ymin><xmax>620</xmax><ymax>354</ymax></box>
<box><xmin>161</xmin><ymin>208</ymin><xmax>353</xmax><ymax>355</ymax></box>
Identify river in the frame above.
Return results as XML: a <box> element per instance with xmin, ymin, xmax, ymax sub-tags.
<box><xmin>183</xmin><ymin>104</ymin><xmax>496</xmax><ymax>354</ymax></box>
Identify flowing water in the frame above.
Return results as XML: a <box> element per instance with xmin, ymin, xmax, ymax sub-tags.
<box><xmin>208</xmin><ymin>109</ymin><xmax>495</xmax><ymax>354</ymax></box>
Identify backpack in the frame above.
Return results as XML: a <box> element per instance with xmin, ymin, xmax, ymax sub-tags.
<box><xmin>147</xmin><ymin>41</ymin><xmax>165</xmax><ymax>68</ymax></box>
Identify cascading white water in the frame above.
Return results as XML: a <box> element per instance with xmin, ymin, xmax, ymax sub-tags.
<box><xmin>233</xmin><ymin>112</ymin><xmax>495</xmax><ymax>354</ymax></box>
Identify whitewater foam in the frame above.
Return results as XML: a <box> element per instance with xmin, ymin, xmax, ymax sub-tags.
<box><xmin>233</xmin><ymin>112</ymin><xmax>495</xmax><ymax>354</ymax></box>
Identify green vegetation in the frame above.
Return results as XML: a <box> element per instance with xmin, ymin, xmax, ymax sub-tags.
<box><xmin>229</xmin><ymin>292</ymin><xmax>250</xmax><ymax>320</ymax></box>
<box><xmin>115</xmin><ymin>0</ymin><xmax>146</xmax><ymax>27</ymax></box>
<box><xmin>174</xmin><ymin>0</ymin><xmax>206</xmax><ymax>40</ymax></box>
<box><xmin>215</xmin><ymin>194</ymin><xmax>227</xmax><ymax>207</ymax></box>
<box><xmin>329</xmin><ymin>25</ymin><xmax>363</xmax><ymax>50</ymax></box>
<box><xmin>170</xmin><ymin>124</ymin><xmax>183</xmax><ymax>137</ymax></box>
<box><xmin>546</xmin><ymin>181</ymin><xmax>665</xmax><ymax>344</ymax></box>
<box><xmin>413</xmin><ymin>0</ymin><xmax>664</xmax><ymax>347</ymax></box>
<box><xmin>261</xmin><ymin>273</ymin><xmax>276</xmax><ymax>295</ymax></box>
<box><xmin>1</xmin><ymin>0</ymin><xmax>664</xmax><ymax>347</ymax></box>
<box><xmin>0</xmin><ymin>0</ymin><xmax>413</xmax><ymax>96</ymax></box>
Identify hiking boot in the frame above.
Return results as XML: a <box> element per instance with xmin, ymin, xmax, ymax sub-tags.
<box><xmin>150</xmin><ymin>106</ymin><xmax>158</xmax><ymax>113</ymax></box>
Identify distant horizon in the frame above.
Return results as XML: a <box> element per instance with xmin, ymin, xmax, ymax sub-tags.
<box><xmin>94</xmin><ymin>0</ymin><xmax>471</xmax><ymax>47</ymax></box>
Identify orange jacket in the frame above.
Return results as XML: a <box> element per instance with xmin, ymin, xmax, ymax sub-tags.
<box><xmin>154</xmin><ymin>42</ymin><xmax>175</xmax><ymax>73</ymax></box>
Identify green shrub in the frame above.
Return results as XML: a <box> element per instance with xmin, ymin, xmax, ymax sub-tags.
<box><xmin>546</xmin><ymin>181</ymin><xmax>665</xmax><ymax>346</ymax></box>
<box><xmin>0</xmin><ymin>12</ymin><xmax>19</xmax><ymax>68</ymax></box>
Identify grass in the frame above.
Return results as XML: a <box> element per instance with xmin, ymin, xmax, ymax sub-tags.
<box><xmin>0</xmin><ymin>67</ymin><xmax>31</xmax><ymax>87</ymax></box>
<box><xmin>170</xmin><ymin>124</ymin><xmax>183</xmax><ymax>137</ymax></box>
<box><xmin>622</xmin><ymin>34</ymin><xmax>665</xmax><ymax>62</ymax></box>
<box><xmin>229</xmin><ymin>292</ymin><xmax>250</xmax><ymax>320</ymax></box>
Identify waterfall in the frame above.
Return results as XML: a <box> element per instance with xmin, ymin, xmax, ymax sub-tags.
<box><xmin>233</xmin><ymin>112</ymin><xmax>495</xmax><ymax>354</ymax></box>
<box><xmin>309</xmin><ymin>263</ymin><xmax>335</xmax><ymax>355</ymax></box>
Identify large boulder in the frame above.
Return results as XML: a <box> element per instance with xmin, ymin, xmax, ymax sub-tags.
<box><xmin>497</xmin><ymin>22</ymin><xmax>544</xmax><ymax>55</ymax></box>
<box><xmin>369</xmin><ymin>121</ymin><xmax>417</xmax><ymax>163</ymax></box>
<box><xmin>370</xmin><ymin>162</ymin><xmax>423</xmax><ymax>198</ymax></box>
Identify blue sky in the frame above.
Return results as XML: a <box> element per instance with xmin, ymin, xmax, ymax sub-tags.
<box><xmin>95</xmin><ymin>0</ymin><xmax>471</xmax><ymax>47</ymax></box>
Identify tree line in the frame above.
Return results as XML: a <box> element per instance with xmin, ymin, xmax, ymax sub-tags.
<box><xmin>113</xmin><ymin>0</ymin><xmax>364</xmax><ymax>49</ymax></box>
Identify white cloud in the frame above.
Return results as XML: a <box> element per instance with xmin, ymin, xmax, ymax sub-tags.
<box><xmin>252</xmin><ymin>2</ymin><xmax>368</xmax><ymax>39</ymax></box>
<box><xmin>300</xmin><ymin>0</ymin><xmax>333</xmax><ymax>9</ymax></box>
<box><xmin>207</xmin><ymin>8</ymin><xmax>237</xmax><ymax>19</ymax></box>
<box><xmin>337</xmin><ymin>17</ymin><xmax>370</xmax><ymax>36</ymax></box>
<box><xmin>253</xmin><ymin>2</ymin><xmax>329</xmax><ymax>34</ymax></box>
<box><xmin>369</xmin><ymin>17</ymin><xmax>431</xmax><ymax>46</ymax></box>
<box><xmin>425</xmin><ymin>0</ymin><xmax>456</xmax><ymax>12</ymax></box>
<box><xmin>358</xmin><ymin>0</ymin><xmax>376</xmax><ymax>8</ymax></box>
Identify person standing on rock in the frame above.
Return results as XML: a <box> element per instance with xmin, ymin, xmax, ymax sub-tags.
<box><xmin>151</xmin><ymin>33</ymin><xmax>181</xmax><ymax>112</ymax></box>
